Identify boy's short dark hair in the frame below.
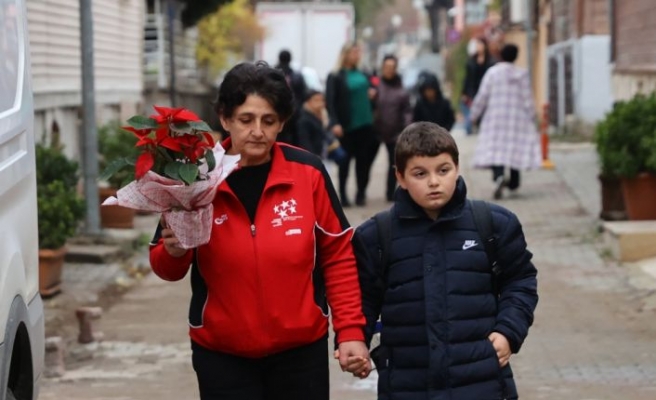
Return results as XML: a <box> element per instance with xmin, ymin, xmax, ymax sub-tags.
<box><xmin>500</xmin><ymin>44</ymin><xmax>519</xmax><ymax>63</ymax></box>
<box><xmin>395</xmin><ymin>122</ymin><xmax>459</xmax><ymax>173</ymax></box>
<box><xmin>214</xmin><ymin>61</ymin><xmax>294</xmax><ymax>122</ymax></box>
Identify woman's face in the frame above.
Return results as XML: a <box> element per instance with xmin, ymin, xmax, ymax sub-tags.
<box><xmin>220</xmin><ymin>94</ymin><xmax>284</xmax><ymax>167</ymax></box>
<box><xmin>381</xmin><ymin>59</ymin><xmax>397</xmax><ymax>80</ymax></box>
<box><xmin>476</xmin><ymin>39</ymin><xmax>486</xmax><ymax>55</ymax></box>
<box><xmin>345</xmin><ymin>46</ymin><xmax>361</xmax><ymax>68</ymax></box>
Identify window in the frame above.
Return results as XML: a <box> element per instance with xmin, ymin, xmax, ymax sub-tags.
<box><xmin>0</xmin><ymin>0</ymin><xmax>20</xmax><ymax>113</ymax></box>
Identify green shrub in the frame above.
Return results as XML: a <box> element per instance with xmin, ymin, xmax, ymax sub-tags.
<box><xmin>594</xmin><ymin>93</ymin><xmax>656</xmax><ymax>178</ymax></box>
<box><xmin>37</xmin><ymin>180</ymin><xmax>85</xmax><ymax>249</ymax></box>
<box><xmin>98</xmin><ymin>121</ymin><xmax>139</xmax><ymax>188</ymax></box>
<box><xmin>36</xmin><ymin>144</ymin><xmax>85</xmax><ymax>249</ymax></box>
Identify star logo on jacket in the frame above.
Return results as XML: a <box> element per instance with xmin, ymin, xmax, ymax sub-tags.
<box><xmin>462</xmin><ymin>240</ymin><xmax>478</xmax><ymax>250</ymax></box>
<box><xmin>271</xmin><ymin>198</ymin><xmax>303</xmax><ymax>227</ymax></box>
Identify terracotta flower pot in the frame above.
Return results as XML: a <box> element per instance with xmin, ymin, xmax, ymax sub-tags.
<box><xmin>621</xmin><ymin>173</ymin><xmax>656</xmax><ymax>220</ymax></box>
<box><xmin>39</xmin><ymin>247</ymin><xmax>66</xmax><ymax>298</ymax></box>
<box><xmin>99</xmin><ymin>187</ymin><xmax>136</xmax><ymax>229</ymax></box>
<box><xmin>598</xmin><ymin>174</ymin><xmax>627</xmax><ymax>221</ymax></box>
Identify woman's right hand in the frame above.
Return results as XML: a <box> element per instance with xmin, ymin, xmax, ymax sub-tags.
<box><xmin>332</xmin><ymin>124</ymin><xmax>344</xmax><ymax>138</ymax></box>
<box><xmin>162</xmin><ymin>228</ymin><xmax>188</xmax><ymax>258</ymax></box>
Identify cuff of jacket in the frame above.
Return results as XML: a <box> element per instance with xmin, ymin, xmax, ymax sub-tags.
<box><xmin>150</xmin><ymin>244</ymin><xmax>193</xmax><ymax>281</ymax></box>
<box><xmin>493</xmin><ymin>324</ymin><xmax>521</xmax><ymax>354</ymax></box>
<box><xmin>335</xmin><ymin>327</ymin><xmax>365</xmax><ymax>344</ymax></box>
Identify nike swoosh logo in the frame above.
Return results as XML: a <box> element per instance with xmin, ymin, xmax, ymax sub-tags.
<box><xmin>462</xmin><ymin>243</ymin><xmax>478</xmax><ymax>250</ymax></box>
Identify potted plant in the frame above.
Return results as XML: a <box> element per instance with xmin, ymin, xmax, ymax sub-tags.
<box><xmin>98</xmin><ymin>121</ymin><xmax>139</xmax><ymax>228</ymax></box>
<box><xmin>594</xmin><ymin>94</ymin><xmax>656</xmax><ymax>220</ymax></box>
<box><xmin>36</xmin><ymin>144</ymin><xmax>85</xmax><ymax>297</ymax></box>
<box><xmin>594</xmin><ymin>118</ymin><xmax>627</xmax><ymax>220</ymax></box>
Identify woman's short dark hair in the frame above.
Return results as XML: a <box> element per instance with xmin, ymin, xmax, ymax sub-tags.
<box><xmin>214</xmin><ymin>61</ymin><xmax>294</xmax><ymax>121</ymax></box>
<box><xmin>395</xmin><ymin>122</ymin><xmax>459</xmax><ymax>173</ymax></box>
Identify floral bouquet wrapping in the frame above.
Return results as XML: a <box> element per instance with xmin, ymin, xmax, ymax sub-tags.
<box><xmin>100</xmin><ymin>106</ymin><xmax>239</xmax><ymax>249</ymax></box>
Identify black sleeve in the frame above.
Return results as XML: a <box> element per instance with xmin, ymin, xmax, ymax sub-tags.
<box><xmin>443</xmin><ymin>100</ymin><xmax>456</xmax><ymax>131</ymax></box>
<box><xmin>462</xmin><ymin>61</ymin><xmax>473</xmax><ymax>97</ymax></box>
<box><xmin>353</xmin><ymin>224</ymin><xmax>385</xmax><ymax>347</ymax></box>
<box><xmin>492</xmin><ymin>209</ymin><xmax>539</xmax><ymax>354</ymax></box>
<box><xmin>412</xmin><ymin>102</ymin><xmax>422</xmax><ymax>123</ymax></box>
<box><xmin>296</xmin><ymin>117</ymin><xmax>314</xmax><ymax>153</ymax></box>
<box><xmin>325</xmin><ymin>73</ymin><xmax>340</xmax><ymax>129</ymax></box>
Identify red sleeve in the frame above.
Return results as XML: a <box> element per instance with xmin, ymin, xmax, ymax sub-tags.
<box><xmin>313</xmin><ymin>170</ymin><xmax>366</xmax><ymax>343</ymax></box>
<box><xmin>149</xmin><ymin>235</ymin><xmax>194</xmax><ymax>281</ymax></box>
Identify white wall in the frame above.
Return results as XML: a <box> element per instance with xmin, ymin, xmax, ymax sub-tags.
<box><xmin>576</xmin><ymin>35</ymin><xmax>613</xmax><ymax>123</ymax></box>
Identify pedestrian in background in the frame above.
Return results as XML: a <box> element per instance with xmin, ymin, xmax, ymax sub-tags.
<box><xmin>461</xmin><ymin>37</ymin><xmax>494</xmax><ymax>135</ymax></box>
<box><xmin>412</xmin><ymin>71</ymin><xmax>455</xmax><ymax>131</ymax></box>
<box><xmin>470</xmin><ymin>44</ymin><xmax>541</xmax><ymax>200</ymax></box>
<box><xmin>297</xmin><ymin>89</ymin><xmax>346</xmax><ymax>164</ymax></box>
<box><xmin>373</xmin><ymin>54</ymin><xmax>412</xmax><ymax>202</ymax></box>
<box><xmin>276</xmin><ymin>49</ymin><xmax>307</xmax><ymax>146</ymax></box>
<box><xmin>325</xmin><ymin>41</ymin><xmax>378</xmax><ymax>207</ymax></box>
<box><xmin>348</xmin><ymin>122</ymin><xmax>538</xmax><ymax>399</ymax></box>
<box><xmin>150</xmin><ymin>61</ymin><xmax>369</xmax><ymax>400</ymax></box>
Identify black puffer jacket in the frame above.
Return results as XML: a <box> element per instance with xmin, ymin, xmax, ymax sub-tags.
<box><xmin>354</xmin><ymin>178</ymin><xmax>538</xmax><ymax>400</ymax></box>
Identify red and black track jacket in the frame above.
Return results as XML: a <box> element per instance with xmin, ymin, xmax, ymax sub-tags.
<box><xmin>150</xmin><ymin>141</ymin><xmax>365</xmax><ymax>358</ymax></box>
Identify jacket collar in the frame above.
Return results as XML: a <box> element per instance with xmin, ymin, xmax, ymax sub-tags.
<box><xmin>217</xmin><ymin>138</ymin><xmax>295</xmax><ymax>194</ymax></box>
<box><xmin>394</xmin><ymin>176</ymin><xmax>467</xmax><ymax>223</ymax></box>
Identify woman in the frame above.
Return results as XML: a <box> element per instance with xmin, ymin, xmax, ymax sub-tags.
<box><xmin>373</xmin><ymin>55</ymin><xmax>412</xmax><ymax>202</ymax></box>
<box><xmin>325</xmin><ymin>42</ymin><xmax>378</xmax><ymax>207</ymax></box>
<box><xmin>149</xmin><ymin>62</ymin><xmax>369</xmax><ymax>400</ymax></box>
<box><xmin>413</xmin><ymin>71</ymin><xmax>455</xmax><ymax>131</ymax></box>
<box><xmin>461</xmin><ymin>37</ymin><xmax>493</xmax><ymax>135</ymax></box>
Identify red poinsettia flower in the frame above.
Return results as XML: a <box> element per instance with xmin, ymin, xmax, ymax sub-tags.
<box><xmin>101</xmin><ymin>106</ymin><xmax>217</xmax><ymax>186</ymax></box>
<box><xmin>150</xmin><ymin>106</ymin><xmax>201</xmax><ymax>124</ymax></box>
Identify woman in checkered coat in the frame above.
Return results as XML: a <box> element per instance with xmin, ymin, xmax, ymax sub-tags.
<box><xmin>470</xmin><ymin>44</ymin><xmax>541</xmax><ymax>200</ymax></box>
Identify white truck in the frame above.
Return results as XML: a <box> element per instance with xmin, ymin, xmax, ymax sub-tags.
<box><xmin>255</xmin><ymin>2</ymin><xmax>355</xmax><ymax>89</ymax></box>
<box><xmin>1</xmin><ymin>0</ymin><xmax>45</xmax><ymax>399</ymax></box>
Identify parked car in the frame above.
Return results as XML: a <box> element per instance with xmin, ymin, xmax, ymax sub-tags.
<box><xmin>0</xmin><ymin>0</ymin><xmax>45</xmax><ymax>398</ymax></box>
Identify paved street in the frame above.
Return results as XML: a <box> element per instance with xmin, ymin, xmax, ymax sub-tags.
<box><xmin>40</xmin><ymin>128</ymin><xmax>656</xmax><ymax>399</ymax></box>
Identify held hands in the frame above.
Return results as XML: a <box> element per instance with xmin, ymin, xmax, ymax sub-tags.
<box><xmin>488</xmin><ymin>332</ymin><xmax>511</xmax><ymax>367</ymax></box>
<box><xmin>333</xmin><ymin>341</ymin><xmax>372</xmax><ymax>379</ymax></box>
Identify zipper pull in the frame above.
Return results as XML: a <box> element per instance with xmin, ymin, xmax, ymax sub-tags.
<box><xmin>250</xmin><ymin>224</ymin><xmax>256</xmax><ymax>237</ymax></box>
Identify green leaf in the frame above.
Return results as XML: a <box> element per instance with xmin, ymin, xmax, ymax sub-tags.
<box><xmin>164</xmin><ymin>161</ymin><xmax>185</xmax><ymax>181</ymax></box>
<box><xmin>205</xmin><ymin>150</ymin><xmax>216</xmax><ymax>172</ymax></box>
<box><xmin>127</xmin><ymin>116</ymin><xmax>158</xmax><ymax>130</ymax></box>
<box><xmin>179</xmin><ymin>163</ymin><xmax>199</xmax><ymax>185</ymax></box>
<box><xmin>189</xmin><ymin>120</ymin><xmax>212</xmax><ymax>132</ymax></box>
<box><xmin>99</xmin><ymin>158</ymin><xmax>131</xmax><ymax>182</ymax></box>
<box><xmin>172</xmin><ymin>122</ymin><xmax>193</xmax><ymax>134</ymax></box>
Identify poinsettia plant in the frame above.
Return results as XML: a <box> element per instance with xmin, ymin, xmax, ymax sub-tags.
<box><xmin>100</xmin><ymin>106</ymin><xmax>240</xmax><ymax>249</ymax></box>
<box><xmin>100</xmin><ymin>106</ymin><xmax>217</xmax><ymax>185</ymax></box>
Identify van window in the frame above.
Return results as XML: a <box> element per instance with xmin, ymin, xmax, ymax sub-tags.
<box><xmin>0</xmin><ymin>0</ymin><xmax>19</xmax><ymax>113</ymax></box>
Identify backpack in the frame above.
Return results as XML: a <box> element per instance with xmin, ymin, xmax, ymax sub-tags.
<box><xmin>373</xmin><ymin>199</ymin><xmax>501</xmax><ymax>292</ymax></box>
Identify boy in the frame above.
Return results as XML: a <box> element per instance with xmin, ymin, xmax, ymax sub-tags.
<box><xmin>348</xmin><ymin>122</ymin><xmax>538</xmax><ymax>399</ymax></box>
<box><xmin>297</xmin><ymin>90</ymin><xmax>346</xmax><ymax>163</ymax></box>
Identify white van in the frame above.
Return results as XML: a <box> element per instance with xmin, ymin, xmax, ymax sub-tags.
<box><xmin>0</xmin><ymin>0</ymin><xmax>45</xmax><ymax>399</ymax></box>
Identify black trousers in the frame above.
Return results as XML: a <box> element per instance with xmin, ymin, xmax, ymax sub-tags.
<box><xmin>385</xmin><ymin>141</ymin><xmax>397</xmax><ymax>201</ymax></box>
<box><xmin>492</xmin><ymin>166</ymin><xmax>520</xmax><ymax>190</ymax></box>
<box><xmin>192</xmin><ymin>338</ymin><xmax>329</xmax><ymax>400</ymax></box>
<box><xmin>338</xmin><ymin>125</ymin><xmax>379</xmax><ymax>201</ymax></box>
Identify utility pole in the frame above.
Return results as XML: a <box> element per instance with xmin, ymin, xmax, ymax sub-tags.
<box><xmin>167</xmin><ymin>0</ymin><xmax>177</xmax><ymax>107</ymax></box>
<box><xmin>525</xmin><ymin>0</ymin><xmax>534</xmax><ymax>87</ymax></box>
<box><xmin>79</xmin><ymin>0</ymin><xmax>100</xmax><ymax>234</ymax></box>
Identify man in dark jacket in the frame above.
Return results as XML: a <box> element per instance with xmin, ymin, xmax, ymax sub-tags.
<box><xmin>413</xmin><ymin>72</ymin><xmax>455</xmax><ymax>131</ymax></box>
<box><xmin>276</xmin><ymin>49</ymin><xmax>307</xmax><ymax>145</ymax></box>
<box><xmin>347</xmin><ymin>122</ymin><xmax>538</xmax><ymax>399</ymax></box>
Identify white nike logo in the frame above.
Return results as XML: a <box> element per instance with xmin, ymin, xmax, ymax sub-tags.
<box><xmin>462</xmin><ymin>240</ymin><xmax>478</xmax><ymax>250</ymax></box>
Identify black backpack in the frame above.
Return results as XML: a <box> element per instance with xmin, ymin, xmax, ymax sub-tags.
<box><xmin>372</xmin><ymin>199</ymin><xmax>502</xmax><ymax>292</ymax></box>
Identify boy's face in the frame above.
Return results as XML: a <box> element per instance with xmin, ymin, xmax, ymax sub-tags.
<box><xmin>305</xmin><ymin>93</ymin><xmax>325</xmax><ymax>114</ymax></box>
<box><xmin>395</xmin><ymin>153</ymin><xmax>459</xmax><ymax>220</ymax></box>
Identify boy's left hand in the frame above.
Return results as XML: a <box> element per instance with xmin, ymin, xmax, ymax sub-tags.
<box><xmin>488</xmin><ymin>332</ymin><xmax>511</xmax><ymax>367</ymax></box>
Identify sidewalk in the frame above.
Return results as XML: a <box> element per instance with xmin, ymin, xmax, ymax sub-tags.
<box><xmin>41</xmin><ymin>127</ymin><xmax>656</xmax><ymax>399</ymax></box>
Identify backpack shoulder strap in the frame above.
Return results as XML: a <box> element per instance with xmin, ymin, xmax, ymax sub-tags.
<box><xmin>469</xmin><ymin>199</ymin><xmax>501</xmax><ymax>278</ymax></box>
<box><xmin>373</xmin><ymin>210</ymin><xmax>393</xmax><ymax>281</ymax></box>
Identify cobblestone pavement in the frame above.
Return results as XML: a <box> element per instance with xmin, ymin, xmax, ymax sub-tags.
<box><xmin>40</xmin><ymin>128</ymin><xmax>656</xmax><ymax>399</ymax></box>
